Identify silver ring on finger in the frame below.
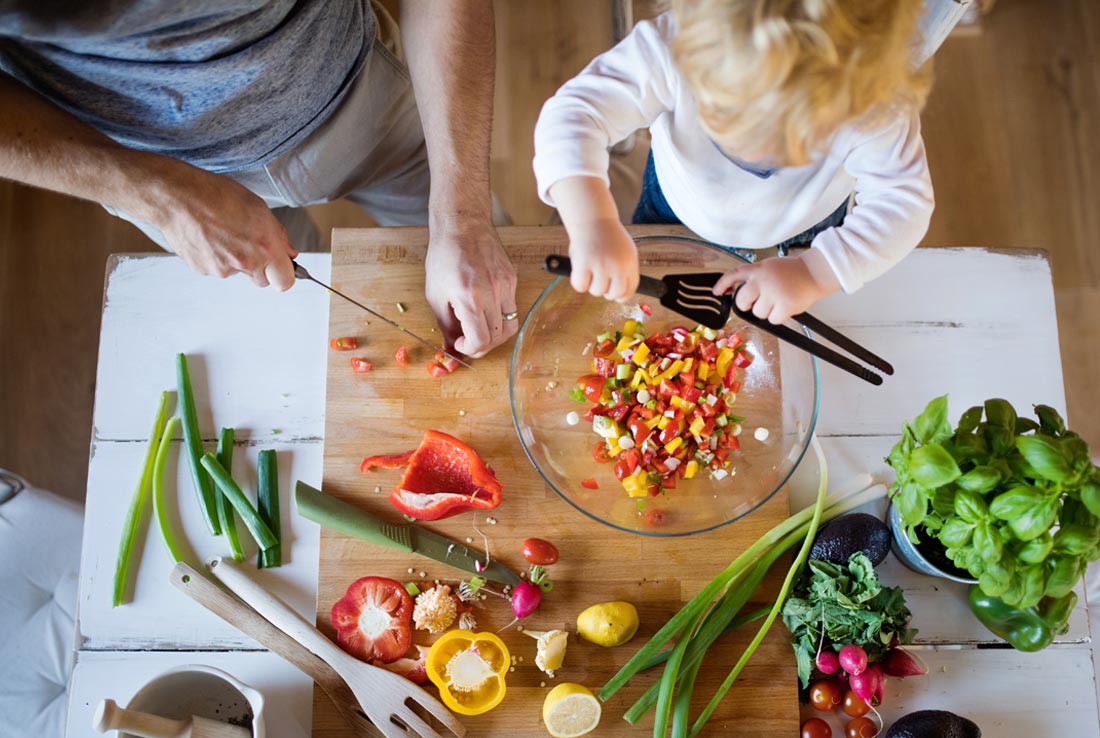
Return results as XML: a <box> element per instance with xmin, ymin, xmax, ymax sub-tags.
<box><xmin>502</xmin><ymin>311</ymin><xmax>519</xmax><ymax>321</ymax></box>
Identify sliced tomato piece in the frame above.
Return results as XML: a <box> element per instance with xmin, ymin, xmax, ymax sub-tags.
<box><xmin>579</xmin><ymin>375</ymin><xmax>605</xmax><ymax>403</ymax></box>
<box><xmin>351</xmin><ymin>357</ymin><xmax>373</xmax><ymax>373</ymax></box>
<box><xmin>607</xmin><ymin>404</ymin><xmax>630</xmax><ymax>422</ymax></box>
<box><xmin>394</xmin><ymin>346</ymin><xmax>409</xmax><ymax>368</ymax></box>
<box><xmin>640</xmin><ymin>303</ymin><xmax>653</xmax><ymax>316</ymax></box>
<box><xmin>426</xmin><ymin>360</ymin><xmax>448</xmax><ymax>377</ymax></box>
<box><xmin>580</xmin><ymin>477</ymin><xmax>599</xmax><ymax>490</ymax></box>
<box><xmin>594</xmin><ymin>357</ymin><xmax>616</xmax><ymax>377</ymax></box>
<box><xmin>733</xmin><ymin>350</ymin><xmax>753</xmax><ymax>368</ymax></box>
<box><xmin>434</xmin><ymin>351</ymin><xmax>460</xmax><ymax>373</ymax></box>
<box><xmin>331</xmin><ymin>576</ymin><xmax>413</xmax><ymax>664</ymax></box>
<box><xmin>592</xmin><ymin>441</ymin><xmax>612</xmax><ymax>464</ymax></box>
<box><xmin>330</xmin><ymin>336</ymin><xmax>359</xmax><ymax>351</ymax></box>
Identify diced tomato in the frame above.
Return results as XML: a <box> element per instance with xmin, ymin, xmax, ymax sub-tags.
<box><xmin>658</xmin><ymin>378</ymin><xmax>678</xmax><ymax>399</ymax></box>
<box><xmin>733</xmin><ymin>350</ymin><xmax>753</xmax><ymax>368</ymax></box>
<box><xmin>393</xmin><ymin>345</ymin><xmax>409</xmax><ymax>368</ymax></box>
<box><xmin>331</xmin><ymin>336</ymin><xmax>359</xmax><ymax>351</ymax></box>
<box><xmin>724</xmin><ymin>365</ymin><xmax>739</xmax><ymax>389</ymax></box>
<box><xmin>426</xmin><ymin>360</ymin><xmax>448</xmax><ymax>377</ymax></box>
<box><xmin>647</xmin><ymin>484</ymin><xmax>661</xmax><ymax>497</ymax></box>
<box><xmin>699</xmin><ymin>402</ymin><xmax>716</xmax><ymax>418</ymax></box>
<box><xmin>640</xmin><ymin>303</ymin><xmax>653</xmax><ymax>316</ymax></box>
<box><xmin>663</xmin><ymin>475</ymin><xmax>677</xmax><ymax>489</ymax></box>
<box><xmin>652</xmin><ymin>456</ymin><xmax>671</xmax><ymax>475</ymax></box>
<box><xmin>644</xmin><ymin>508</ymin><xmax>667</xmax><ymax>526</ymax></box>
<box><xmin>636</xmin><ymin>406</ymin><xmax>656</xmax><ymax>420</ymax></box>
<box><xmin>614</xmin><ymin>459</ymin><xmax>631</xmax><ymax>481</ymax></box>
<box><xmin>727</xmin><ymin>435</ymin><xmax>741</xmax><ymax>452</ymax></box>
<box><xmin>595</xmin><ymin>357</ymin><xmax>617</xmax><ymax>377</ymax></box>
<box><xmin>727</xmin><ymin>332</ymin><xmax>743</xmax><ymax>349</ymax></box>
<box><xmin>593</xmin><ymin>339</ymin><xmax>616</xmax><ymax>358</ymax></box>
<box><xmin>682</xmin><ymin>386</ymin><xmax>702</xmax><ymax>404</ymax></box>
<box><xmin>579</xmin><ymin>375</ymin><xmax>605</xmax><ymax>403</ymax></box>
<box><xmin>621</xmin><ymin>449</ymin><xmax>641</xmax><ymax>473</ymax></box>
<box><xmin>592</xmin><ymin>441</ymin><xmax>612</xmax><ymax>463</ymax></box>
<box><xmin>730</xmin><ymin>380</ymin><xmax>742</xmax><ymax>393</ymax></box>
<box><xmin>657</xmin><ymin>424</ymin><xmax>679</xmax><ymax>445</ymax></box>
<box><xmin>697</xmin><ymin>340</ymin><xmax>718</xmax><ymax>361</ymax></box>
<box><xmin>715</xmin><ymin>447</ymin><xmax>730</xmax><ymax>464</ymax></box>
<box><xmin>351</xmin><ymin>357</ymin><xmax>373</xmax><ymax>373</ymax></box>
<box><xmin>581</xmin><ymin>477</ymin><xmax>599</xmax><ymax>490</ymax></box>
<box><xmin>627</xmin><ymin>417</ymin><xmax>652</xmax><ymax>444</ymax></box>
<box><xmin>607</xmin><ymin>404</ymin><xmax>630</xmax><ymax>422</ymax></box>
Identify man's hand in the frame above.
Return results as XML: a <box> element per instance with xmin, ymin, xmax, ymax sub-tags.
<box><xmin>153</xmin><ymin>165</ymin><xmax>298</xmax><ymax>290</ymax></box>
<box><xmin>712</xmin><ymin>250</ymin><xmax>841</xmax><ymax>324</ymax></box>
<box><xmin>425</xmin><ymin>220</ymin><xmax>518</xmax><ymax>358</ymax></box>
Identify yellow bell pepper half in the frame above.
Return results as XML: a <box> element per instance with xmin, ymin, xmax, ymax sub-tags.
<box><xmin>426</xmin><ymin>630</ymin><xmax>510</xmax><ymax>715</ymax></box>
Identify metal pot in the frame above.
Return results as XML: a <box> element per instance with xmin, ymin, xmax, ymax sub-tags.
<box><xmin>887</xmin><ymin>503</ymin><xmax>978</xmax><ymax>584</ymax></box>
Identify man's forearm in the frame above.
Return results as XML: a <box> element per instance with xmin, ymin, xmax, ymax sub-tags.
<box><xmin>0</xmin><ymin>72</ymin><xmax>183</xmax><ymax>223</ymax></box>
<box><xmin>399</xmin><ymin>0</ymin><xmax>495</xmax><ymax>229</ymax></box>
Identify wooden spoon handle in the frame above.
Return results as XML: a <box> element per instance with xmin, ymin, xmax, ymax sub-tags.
<box><xmin>93</xmin><ymin>699</ymin><xmax>185</xmax><ymax>738</ymax></box>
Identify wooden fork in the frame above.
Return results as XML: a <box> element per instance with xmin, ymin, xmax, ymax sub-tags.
<box><xmin>205</xmin><ymin>558</ymin><xmax>465</xmax><ymax>738</ymax></box>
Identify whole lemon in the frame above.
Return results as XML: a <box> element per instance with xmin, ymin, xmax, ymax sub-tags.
<box><xmin>576</xmin><ymin>601</ymin><xmax>639</xmax><ymax>647</ymax></box>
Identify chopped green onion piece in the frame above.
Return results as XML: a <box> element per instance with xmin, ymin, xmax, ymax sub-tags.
<box><xmin>569</xmin><ymin>387</ymin><xmax>586</xmax><ymax>403</ymax></box>
<box><xmin>153</xmin><ymin>417</ymin><xmax>187</xmax><ymax>563</ymax></box>
<box><xmin>214</xmin><ymin>428</ymin><xmax>243</xmax><ymax>562</ymax></box>
<box><xmin>405</xmin><ymin>582</ymin><xmax>421</xmax><ymax>597</ymax></box>
<box><xmin>716</xmin><ymin>415</ymin><xmax>728</xmax><ymax>427</ymax></box>
<box><xmin>200</xmin><ymin>454</ymin><xmax>277</xmax><ymax>552</ymax></box>
<box><xmin>635</xmin><ymin>499</ymin><xmax>645</xmax><ymax>513</ymax></box>
<box><xmin>727</xmin><ymin>415</ymin><xmax>745</xmax><ymax>423</ymax></box>
<box><xmin>468</xmin><ymin>576</ymin><xmax>486</xmax><ymax>592</ymax></box>
<box><xmin>596</xmin><ymin>332</ymin><xmax>611</xmax><ymax>342</ymax></box>
<box><xmin>257</xmin><ymin>449</ymin><xmax>281</xmax><ymax>568</ymax></box>
<box><xmin>645</xmin><ymin>399</ymin><xmax>657</xmax><ymax>410</ymax></box>
<box><xmin>604</xmin><ymin>377</ymin><xmax>621</xmax><ymax>389</ymax></box>
<box><xmin>616</xmin><ymin>363</ymin><xmax>633</xmax><ymax>381</ymax></box>
<box><xmin>176</xmin><ymin>354</ymin><xmax>220</xmax><ymax>535</ymax></box>
<box><xmin>112</xmin><ymin>391</ymin><xmax>170</xmax><ymax>607</ymax></box>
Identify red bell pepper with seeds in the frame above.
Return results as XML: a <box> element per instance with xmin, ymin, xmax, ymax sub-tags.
<box><xmin>360</xmin><ymin>430</ymin><xmax>503</xmax><ymax>520</ymax></box>
<box><xmin>330</xmin><ymin>576</ymin><xmax>413</xmax><ymax>663</ymax></box>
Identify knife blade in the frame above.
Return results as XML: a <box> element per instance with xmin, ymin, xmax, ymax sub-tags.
<box><xmin>295</xmin><ymin>481</ymin><xmax>521</xmax><ymax>586</ymax></box>
<box><xmin>292</xmin><ymin>260</ymin><xmax>474</xmax><ymax>371</ymax></box>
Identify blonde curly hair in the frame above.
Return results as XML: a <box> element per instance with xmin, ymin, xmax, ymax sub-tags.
<box><xmin>670</xmin><ymin>0</ymin><xmax>930</xmax><ymax>166</ymax></box>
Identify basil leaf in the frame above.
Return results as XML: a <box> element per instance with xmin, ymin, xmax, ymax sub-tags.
<box><xmin>1017</xmin><ymin>533</ymin><xmax>1053</xmax><ymax>564</ymax></box>
<box><xmin>1007</xmin><ymin>493</ymin><xmax>1059</xmax><ymax>541</ymax></box>
<box><xmin>1016</xmin><ymin>565</ymin><xmax>1047</xmax><ymax>609</ymax></box>
<box><xmin>908</xmin><ymin>444</ymin><xmax>962</xmax><ymax>489</ymax></box>
<box><xmin>952</xmin><ymin>431</ymin><xmax>988</xmax><ymax>463</ymax></box>
<box><xmin>894</xmin><ymin>482</ymin><xmax>928</xmax><ymax>527</ymax></box>
<box><xmin>1035</xmin><ymin>404</ymin><xmax>1067</xmax><ymax>436</ymax></box>
<box><xmin>1016</xmin><ymin>435</ymin><xmax>1072</xmax><ymax>483</ymax></box>
<box><xmin>956</xmin><ymin>465</ymin><xmax>1002</xmax><ymax>494</ymax></box>
<box><xmin>984</xmin><ymin>398</ymin><xmax>1017</xmax><ymax>431</ymax></box>
<box><xmin>1081</xmin><ymin>483</ymin><xmax>1100</xmax><ymax>518</ymax></box>
<box><xmin>984</xmin><ymin>425</ymin><xmax>1016</xmax><ymax>456</ymax></box>
<box><xmin>954</xmin><ymin>491</ymin><xmax>989</xmax><ymax>523</ymax></box>
<box><xmin>989</xmin><ymin>485</ymin><xmax>1043</xmax><ymax>520</ymax></box>
<box><xmin>973</xmin><ymin>521</ymin><xmax>1003</xmax><ymax>563</ymax></box>
<box><xmin>1046</xmin><ymin>556</ymin><xmax>1084</xmax><ymax>599</ymax></box>
<box><xmin>931</xmin><ymin>486</ymin><xmax>957</xmax><ymax>517</ymax></box>
<box><xmin>979</xmin><ymin>558</ymin><xmax>1014</xmax><ymax>596</ymax></box>
<box><xmin>1053</xmin><ymin>524</ymin><xmax>1099</xmax><ymax>556</ymax></box>
<box><xmin>1061</xmin><ymin>436</ymin><xmax>1092</xmax><ymax>472</ymax></box>
<box><xmin>913</xmin><ymin>395</ymin><xmax>951</xmax><ymax>445</ymax></box>
<box><xmin>1015</xmin><ymin>417</ymin><xmax>1040</xmax><ymax>434</ymax></box>
<box><xmin>957</xmin><ymin>405</ymin><xmax>984</xmax><ymax>434</ymax></box>
<box><xmin>886</xmin><ymin>431</ymin><xmax>914</xmax><ymax>476</ymax></box>
<box><xmin>939</xmin><ymin>518</ymin><xmax>975</xmax><ymax>548</ymax></box>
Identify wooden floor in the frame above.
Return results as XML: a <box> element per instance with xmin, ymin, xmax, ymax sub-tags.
<box><xmin>1</xmin><ymin>0</ymin><xmax>1097</xmax><ymax>502</ymax></box>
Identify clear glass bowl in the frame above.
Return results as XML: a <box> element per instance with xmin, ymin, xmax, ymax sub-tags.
<box><xmin>510</xmin><ymin>235</ymin><xmax>821</xmax><ymax>536</ymax></box>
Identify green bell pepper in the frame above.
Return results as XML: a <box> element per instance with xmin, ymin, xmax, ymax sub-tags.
<box><xmin>967</xmin><ymin>585</ymin><xmax>1076</xmax><ymax>652</ymax></box>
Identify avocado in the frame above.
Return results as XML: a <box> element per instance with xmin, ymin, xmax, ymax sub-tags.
<box><xmin>885</xmin><ymin>710</ymin><xmax>981</xmax><ymax>738</ymax></box>
<box><xmin>809</xmin><ymin>512</ymin><xmax>891</xmax><ymax>566</ymax></box>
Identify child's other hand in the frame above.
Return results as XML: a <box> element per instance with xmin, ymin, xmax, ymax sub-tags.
<box><xmin>713</xmin><ymin>252</ymin><xmax>840</xmax><ymax>324</ymax></box>
<box><xmin>568</xmin><ymin>219</ymin><xmax>640</xmax><ymax>301</ymax></box>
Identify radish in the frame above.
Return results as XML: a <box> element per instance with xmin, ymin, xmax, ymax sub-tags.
<box><xmin>839</xmin><ymin>644</ymin><xmax>868</xmax><ymax>676</ymax></box>
<box><xmin>849</xmin><ymin>663</ymin><xmax>884</xmax><ymax>706</ymax></box>
<box><xmin>510</xmin><ymin>581</ymin><xmax>542</xmax><ymax>619</ymax></box>
<box><xmin>815</xmin><ymin>649</ymin><xmax>840</xmax><ymax>675</ymax></box>
<box><xmin>880</xmin><ymin>648</ymin><xmax>928</xmax><ymax>678</ymax></box>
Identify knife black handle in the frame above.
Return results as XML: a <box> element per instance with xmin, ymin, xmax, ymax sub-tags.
<box><xmin>544</xmin><ymin>254</ymin><xmax>667</xmax><ymax>299</ymax></box>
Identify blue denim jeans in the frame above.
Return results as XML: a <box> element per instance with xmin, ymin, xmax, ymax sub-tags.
<box><xmin>631</xmin><ymin>151</ymin><xmax>848</xmax><ymax>256</ymax></box>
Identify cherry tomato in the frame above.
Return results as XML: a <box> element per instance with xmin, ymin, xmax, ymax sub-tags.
<box><xmin>841</xmin><ymin>689</ymin><xmax>870</xmax><ymax>718</ymax></box>
<box><xmin>393</xmin><ymin>346</ymin><xmax>409</xmax><ymax>367</ymax></box>
<box><xmin>845</xmin><ymin>717</ymin><xmax>877</xmax><ymax>738</ymax></box>
<box><xmin>592</xmin><ymin>441</ymin><xmax>612</xmax><ymax>463</ymax></box>
<box><xmin>350</xmin><ymin>357</ymin><xmax>372</xmax><ymax>373</ymax></box>
<box><xmin>330</xmin><ymin>336</ymin><xmax>358</xmax><ymax>351</ymax></box>
<box><xmin>580</xmin><ymin>477</ymin><xmax>599</xmax><ymax>490</ymax></box>
<box><xmin>425</xmin><ymin>360</ymin><xmax>448</xmax><ymax>378</ymax></box>
<box><xmin>644</xmin><ymin>508</ymin><xmax>667</xmax><ymax>526</ymax></box>
<box><xmin>579</xmin><ymin>375</ymin><xmax>605</xmax><ymax>403</ymax></box>
<box><xmin>522</xmin><ymin>538</ymin><xmax>559</xmax><ymax>565</ymax></box>
<box><xmin>433</xmin><ymin>351</ymin><xmax>460</xmax><ymax>373</ymax></box>
<box><xmin>809</xmin><ymin>680</ymin><xmax>843</xmax><ymax>711</ymax></box>
<box><xmin>801</xmin><ymin>717</ymin><xmax>832</xmax><ymax>738</ymax></box>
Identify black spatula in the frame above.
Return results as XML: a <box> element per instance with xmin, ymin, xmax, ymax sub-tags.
<box><xmin>544</xmin><ymin>254</ymin><xmax>730</xmax><ymax>329</ymax></box>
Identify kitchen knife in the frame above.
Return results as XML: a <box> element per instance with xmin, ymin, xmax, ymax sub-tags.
<box><xmin>292</xmin><ymin>260</ymin><xmax>474</xmax><ymax>371</ymax></box>
<box><xmin>295</xmin><ymin>480</ymin><xmax>521</xmax><ymax>586</ymax></box>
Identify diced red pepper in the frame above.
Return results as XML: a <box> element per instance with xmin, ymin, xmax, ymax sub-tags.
<box><xmin>351</xmin><ymin>357</ymin><xmax>373</xmax><ymax>373</ymax></box>
<box><xmin>607</xmin><ymin>404</ymin><xmax>631</xmax><ymax>422</ymax></box>
<box><xmin>640</xmin><ymin>303</ymin><xmax>653</xmax><ymax>316</ymax></box>
<box><xmin>663</xmin><ymin>475</ymin><xmax>677</xmax><ymax>490</ymax></box>
<box><xmin>658</xmin><ymin>379</ymin><xmax>678</xmax><ymax>399</ymax></box>
<box><xmin>727</xmin><ymin>435</ymin><xmax>741</xmax><ymax>452</ymax></box>
<box><xmin>647</xmin><ymin>484</ymin><xmax>661</xmax><ymax>497</ymax></box>
<box><xmin>614</xmin><ymin>459</ymin><xmax>632</xmax><ymax>481</ymax></box>
<box><xmin>733</xmin><ymin>350</ymin><xmax>753</xmax><ymax>368</ymax></box>
<box><xmin>330</xmin><ymin>336</ymin><xmax>359</xmax><ymax>351</ymax></box>
<box><xmin>360</xmin><ymin>449</ymin><xmax>416</xmax><ymax>473</ymax></box>
<box><xmin>697</xmin><ymin>340</ymin><xmax>718</xmax><ymax>361</ymax></box>
<box><xmin>394</xmin><ymin>345</ymin><xmax>409</xmax><ymax>368</ymax></box>
<box><xmin>682</xmin><ymin>386</ymin><xmax>702</xmax><ymax>404</ymax></box>
<box><xmin>730</xmin><ymin>380</ymin><xmax>742</xmax><ymax>393</ymax></box>
<box><xmin>580</xmin><ymin>477</ymin><xmax>599</xmax><ymax>490</ymax></box>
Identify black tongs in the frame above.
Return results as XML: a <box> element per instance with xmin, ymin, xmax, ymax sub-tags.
<box><xmin>544</xmin><ymin>254</ymin><xmax>892</xmax><ymax>386</ymax></box>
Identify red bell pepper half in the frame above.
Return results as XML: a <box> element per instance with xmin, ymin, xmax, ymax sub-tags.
<box><xmin>330</xmin><ymin>576</ymin><xmax>413</xmax><ymax>663</ymax></box>
<box><xmin>360</xmin><ymin>430</ymin><xmax>503</xmax><ymax>520</ymax></box>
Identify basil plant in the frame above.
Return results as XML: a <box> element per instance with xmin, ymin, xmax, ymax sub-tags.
<box><xmin>886</xmin><ymin>396</ymin><xmax>1100</xmax><ymax>609</ymax></box>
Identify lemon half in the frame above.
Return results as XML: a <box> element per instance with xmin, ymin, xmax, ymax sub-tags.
<box><xmin>542</xmin><ymin>683</ymin><xmax>601</xmax><ymax>738</ymax></box>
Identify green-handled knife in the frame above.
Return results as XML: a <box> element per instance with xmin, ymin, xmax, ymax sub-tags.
<box><xmin>295</xmin><ymin>481</ymin><xmax>521</xmax><ymax>586</ymax></box>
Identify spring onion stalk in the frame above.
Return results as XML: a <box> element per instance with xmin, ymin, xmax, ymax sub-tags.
<box><xmin>176</xmin><ymin>353</ymin><xmax>220</xmax><ymax>534</ymax></box>
<box><xmin>214</xmin><ymin>428</ymin><xmax>243</xmax><ymax>561</ymax></box>
<box><xmin>256</xmin><ymin>449</ymin><xmax>281</xmax><ymax>568</ymax></box>
<box><xmin>601</xmin><ymin>473</ymin><xmax>881</xmax><ymax>704</ymax></box>
<box><xmin>671</xmin><ymin>653</ymin><xmax>705</xmax><ymax>738</ymax></box>
<box><xmin>686</xmin><ymin>436</ymin><xmax>830</xmax><ymax>737</ymax></box>
<box><xmin>199</xmin><ymin>454</ymin><xmax>277</xmax><ymax>551</ymax></box>
<box><xmin>635</xmin><ymin>605</ymin><xmax>771</xmax><ymax>673</ymax></box>
<box><xmin>153</xmin><ymin>417</ymin><xmax>186</xmax><ymax>562</ymax></box>
<box><xmin>111</xmin><ymin>391</ymin><xmax>170</xmax><ymax>607</ymax></box>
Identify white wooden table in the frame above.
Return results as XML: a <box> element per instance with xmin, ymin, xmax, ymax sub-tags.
<box><xmin>67</xmin><ymin>245</ymin><xmax>1099</xmax><ymax>738</ymax></box>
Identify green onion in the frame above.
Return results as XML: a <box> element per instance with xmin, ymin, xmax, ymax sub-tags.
<box><xmin>214</xmin><ymin>428</ymin><xmax>243</xmax><ymax>562</ymax></box>
<box><xmin>176</xmin><ymin>354</ymin><xmax>220</xmax><ymax>534</ymax></box>
<box><xmin>112</xmin><ymin>391</ymin><xmax>169</xmax><ymax>607</ymax></box>
<box><xmin>200</xmin><ymin>454</ymin><xmax>277</xmax><ymax>552</ymax></box>
<box><xmin>569</xmin><ymin>387</ymin><xmax>586</xmax><ymax>403</ymax></box>
<box><xmin>152</xmin><ymin>416</ymin><xmax>187</xmax><ymax>563</ymax></box>
<box><xmin>616</xmin><ymin>363</ymin><xmax>633</xmax><ymax>381</ymax></box>
<box><xmin>406</xmin><ymin>582</ymin><xmax>421</xmax><ymax>597</ymax></box>
<box><xmin>256</xmin><ymin>449</ymin><xmax>281</xmax><ymax>568</ymax></box>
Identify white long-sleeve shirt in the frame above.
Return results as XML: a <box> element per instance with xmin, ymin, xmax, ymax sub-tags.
<box><xmin>532</xmin><ymin>13</ymin><xmax>935</xmax><ymax>294</ymax></box>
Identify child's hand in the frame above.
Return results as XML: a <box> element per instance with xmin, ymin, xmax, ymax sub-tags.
<box><xmin>568</xmin><ymin>219</ymin><xmax>640</xmax><ymax>301</ymax></box>
<box><xmin>713</xmin><ymin>251</ymin><xmax>841</xmax><ymax>324</ymax></box>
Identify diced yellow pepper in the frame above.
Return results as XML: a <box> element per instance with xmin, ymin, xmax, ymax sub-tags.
<box><xmin>664</xmin><ymin>436</ymin><xmax>683</xmax><ymax>454</ymax></box>
<box><xmin>608</xmin><ymin>436</ymin><xmax>623</xmax><ymax>457</ymax></box>
<box><xmin>669</xmin><ymin>395</ymin><xmax>683</xmax><ymax>409</ymax></box>
<box><xmin>657</xmin><ymin>416</ymin><xmax>671</xmax><ymax>430</ymax></box>
<box><xmin>615</xmin><ymin>335</ymin><xmax>632</xmax><ymax>353</ymax></box>
<box><xmin>697</xmin><ymin>363</ymin><xmax>710</xmax><ymax>382</ymax></box>
<box><xmin>630</xmin><ymin>369</ymin><xmax>646</xmax><ymax>390</ymax></box>
<box><xmin>716</xmin><ymin>348</ymin><xmax>735</xmax><ymax>377</ymax></box>
<box><xmin>656</xmin><ymin>359</ymin><xmax>685</xmax><ymax>383</ymax></box>
<box><xmin>689</xmin><ymin>416</ymin><xmax>706</xmax><ymax>436</ymax></box>
<box><xmin>644</xmin><ymin>415</ymin><xmax>663</xmax><ymax>430</ymax></box>
<box><xmin>623</xmin><ymin>469</ymin><xmax>648</xmax><ymax>497</ymax></box>
<box><xmin>623</xmin><ymin>319</ymin><xmax>638</xmax><ymax>337</ymax></box>
<box><xmin>682</xmin><ymin>357</ymin><xmax>694</xmax><ymax>374</ymax></box>
<box><xmin>684</xmin><ymin>460</ymin><xmax>699</xmax><ymax>479</ymax></box>
<box><xmin>631</xmin><ymin>342</ymin><xmax>651</xmax><ymax>366</ymax></box>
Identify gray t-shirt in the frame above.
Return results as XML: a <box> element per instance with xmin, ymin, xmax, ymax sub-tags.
<box><xmin>0</xmin><ymin>0</ymin><xmax>375</xmax><ymax>172</ymax></box>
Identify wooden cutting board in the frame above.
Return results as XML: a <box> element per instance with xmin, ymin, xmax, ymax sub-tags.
<box><xmin>315</xmin><ymin>226</ymin><xmax>799</xmax><ymax>738</ymax></box>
